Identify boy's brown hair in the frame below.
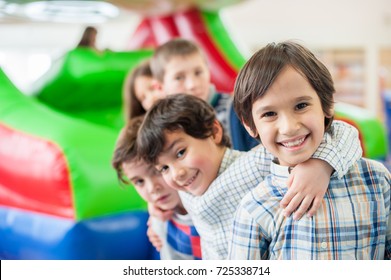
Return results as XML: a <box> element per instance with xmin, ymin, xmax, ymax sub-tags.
<box><xmin>112</xmin><ymin>115</ymin><xmax>144</xmax><ymax>185</ymax></box>
<box><xmin>137</xmin><ymin>93</ymin><xmax>231</xmax><ymax>165</ymax></box>
<box><xmin>234</xmin><ymin>41</ymin><xmax>335</xmax><ymax>139</ymax></box>
<box><xmin>150</xmin><ymin>38</ymin><xmax>206</xmax><ymax>82</ymax></box>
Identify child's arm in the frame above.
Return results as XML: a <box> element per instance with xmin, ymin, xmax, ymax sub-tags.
<box><xmin>313</xmin><ymin>120</ymin><xmax>362</xmax><ymax>178</ymax></box>
<box><xmin>147</xmin><ymin>218</ymin><xmax>163</xmax><ymax>252</ymax></box>
<box><xmin>280</xmin><ymin>121</ymin><xmax>362</xmax><ymax>220</ymax></box>
<box><xmin>281</xmin><ymin>159</ymin><xmax>332</xmax><ymax>220</ymax></box>
<box><xmin>146</xmin><ymin>203</ymin><xmax>172</xmax><ymax>252</ymax></box>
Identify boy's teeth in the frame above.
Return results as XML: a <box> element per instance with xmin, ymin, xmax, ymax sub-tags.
<box><xmin>281</xmin><ymin>137</ymin><xmax>305</xmax><ymax>147</ymax></box>
<box><xmin>184</xmin><ymin>173</ymin><xmax>196</xmax><ymax>186</ymax></box>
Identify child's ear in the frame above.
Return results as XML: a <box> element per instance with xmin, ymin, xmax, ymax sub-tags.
<box><xmin>212</xmin><ymin>120</ymin><xmax>224</xmax><ymax>143</ymax></box>
<box><xmin>242</xmin><ymin>120</ymin><xmax>258</xmax><ymax>138</ymax></box>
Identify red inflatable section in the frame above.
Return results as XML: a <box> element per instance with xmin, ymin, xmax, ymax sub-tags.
<box><xmin>127</xmin><ymin>19</ymin><xmax>157</xmax><ymax>49</ymax></box>
<box><xmin>0</xmin><ymin>124</ymin><xmax>74</xmax><ymax>218</ymax></box>
<box><xmin>150</xmin><ymin>15</ymin><xmax>180</xmax><ymax>45</ymax></box>
<box><xmin>129</xmin><ymin>8</ymin><xmax>237</xmax><ymax>93</ymax></box>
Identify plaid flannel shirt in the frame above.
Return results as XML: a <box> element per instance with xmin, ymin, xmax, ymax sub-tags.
<box><xmin>228</xmin><ymin>159</ymin><xmax>391</xmax><ymax>260</ymax></box>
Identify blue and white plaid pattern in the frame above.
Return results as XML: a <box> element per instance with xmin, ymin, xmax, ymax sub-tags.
<box><xmin>228</xmin><ymin>159</ymin><xmax>391</xmax><ymax>259</ymax></box>
<box><xmin>181</xmin><ymin>121</ymin><xmax>363</xmax><ymax>259</ymax></box>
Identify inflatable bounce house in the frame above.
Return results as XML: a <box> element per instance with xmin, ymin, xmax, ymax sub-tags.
<box><xmin>0</xmin><ymin>0</ymin><xmax>388</xmax><ymax>259</ymax></box>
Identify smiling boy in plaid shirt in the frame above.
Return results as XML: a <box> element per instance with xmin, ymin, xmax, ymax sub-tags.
<box><xmin>228</xmin><ymin>41</ymin><xmax>391</xmax><ymax>260</ymax></box>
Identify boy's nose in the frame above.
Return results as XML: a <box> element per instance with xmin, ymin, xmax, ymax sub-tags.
<box><xmin>172</xmin><ymin>167</ymin><xmax>186</xmax><ymax>183</ymax></box>
<box><xmin>279</xmin><ymin>114</ymin><xmax>300</xmax><ymax>135</ymax></box>
<box><xmin>148</xmin><ymin>182</ymin><xmax>161</xmax><ymax>194</ymax></box>
<box><xmin>146</xmin><ymin>184</ymin><xmax>155</xmax><ymax>195</ymax></box>
<box><xmin>185</xmin><ymin>78</ymin><xmax>196</xmax><ymax>89</ymax></box>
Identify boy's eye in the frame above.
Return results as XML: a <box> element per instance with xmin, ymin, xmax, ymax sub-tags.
<box><xmin>176</xmin><ymin>148</ymin><xmax>185</xmax><ymax>158</ymax></box>
<box><xmin>296</xmin><ymin>102</ymin><xmax>308</xmax><ymax>110</ymax></box>
<box><xmin>157</xmin><ymin>165</ymin><xmax>169</xmax><ymax>174</ymax></box>
<box><xmin>132</xmin><ymin>178</ymin><xmax>144</xmax><ymax>187</ymax></box>
<box><xmin>195</xmin><ymin>69</ymin><xmax>203</xmax><ymax>76</ymax></box>
<box><xmin>174</xmin><ymin>75</ymin><xmax>184</xmax><ymax>81</ymax></box>
<box><xmin>261</xmin><ymin>111</ymin><xmax>276</xmax><ymax>118</ymax></box>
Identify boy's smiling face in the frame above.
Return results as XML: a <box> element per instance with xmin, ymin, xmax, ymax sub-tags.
<box><xmin>162</xmin><ymin>53</ymin><xmax>211</xmax><ymax>102</ymax></box>
<box><xmin>249</xmin><ymin>66</ymin><xmax>331</xmax><ymax>167</ymax></box>
<box><xmin>155</xmin><ymin>124</ymin><xmax>225</xmax><ymax>196</ymax></box>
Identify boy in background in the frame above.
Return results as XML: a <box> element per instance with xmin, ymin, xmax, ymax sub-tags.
<box><xmin>150</xmin><ymin>38</ymin><xmax>258</xmax><ymax>151</ymax></box>
<box><xmin>137</xmin><ymin>93</ymin><xmax>362</xmax><ymax>259</ymax></box>
<box><xmin>112</xmin><ymin>116</ymin><xmax>201</xmax><ymax>260</ymax></box>
<box><xmin>228</xmin><ymin>41</ymin><xmax>391</xmax><ymax>259</ymax></box>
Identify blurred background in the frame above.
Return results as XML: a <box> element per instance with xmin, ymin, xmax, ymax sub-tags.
<box><xmin>1</xmin><ymin>0</ymin><xmax>390</xmax><ymax>119</ymax></box>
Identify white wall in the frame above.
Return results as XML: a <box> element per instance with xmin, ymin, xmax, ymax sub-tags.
<box><xmin>222</xmin><ymin>0</ymin><xmax>391</xmax><ymax>50</ymax></box>
<box><xmin>221</xmin><ymin>0</ymin><xmax>391</xmax><ymax>115</ymax></box>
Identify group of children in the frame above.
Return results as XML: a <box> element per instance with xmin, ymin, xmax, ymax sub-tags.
<box><xmin>112</xmin><ymin>38</ymin><xmax>391</xmax><ymax>260</ymax></box>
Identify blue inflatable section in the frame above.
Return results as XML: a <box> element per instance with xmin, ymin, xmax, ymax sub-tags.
<box><xmin>0</xmin><ymin>207</ymin><xmax>155</xmax><ymax>259</ymax></box>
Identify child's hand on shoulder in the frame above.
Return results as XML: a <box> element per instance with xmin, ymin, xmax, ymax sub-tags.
<box><xmin>147</xmin><ymin>218</ymin><xmax>163</xmax><ymax>251</ymax></box>
<box><xmin>280</xmin><ymin>159</ymin><xmax>332</xmax><ymax>220</ymax></box>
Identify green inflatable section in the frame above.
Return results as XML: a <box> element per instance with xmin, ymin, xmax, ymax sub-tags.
<box><xmin>335</xmin><ymin>103</ymin><xmax>388</xmax><ymax>159</ymax></box>
<box><xmin>0</xmin><ymin>65</ymin><xmax>147</xmax><ymax>220</ymax></box>
<box><xmin>33</xmin><ymin>48</ymin><xmax>153</xmax><ymax>130</ymax></box>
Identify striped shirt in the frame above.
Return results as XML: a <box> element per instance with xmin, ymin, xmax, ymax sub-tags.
<box><xmin>227</xmin><ymin>159</ymin><xmax>391</xmax><ymax>260</ymax></box>
<box><xmin>180</xmin><ymin>121</ymin><xmax>363</xmax><ymax>259</ymax></box>
<box><xmin>151</xmin><ymin>213</ymin><xmax>201</xmax><ymax>260</ymax></box>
